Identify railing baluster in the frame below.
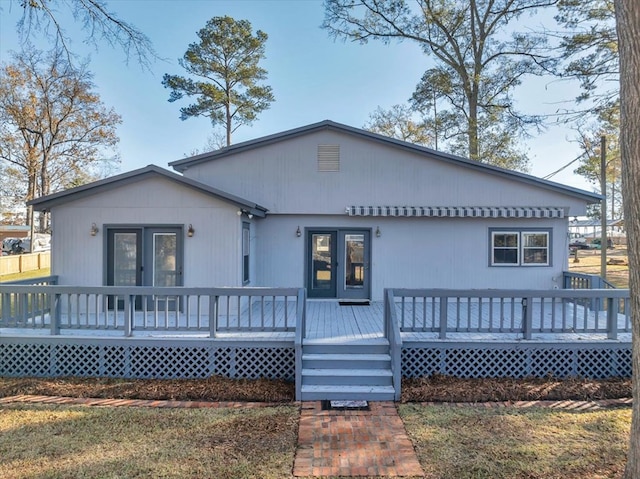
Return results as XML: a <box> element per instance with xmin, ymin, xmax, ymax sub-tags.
<box><xmin>278</xmin><ymin>296</ymin><xmax>289</xmax><ymax>327</ymax></box>
<box><xmin>439</xmin><ymin>296</ymin><xmax>447</xmax><ymax>339</ymax></box>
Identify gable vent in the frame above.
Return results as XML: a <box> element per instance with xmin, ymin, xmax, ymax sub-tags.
<box><xmin>317</xmin><ymin>145</ymin><xmax>340</xmax><ymax>172</ymax></box>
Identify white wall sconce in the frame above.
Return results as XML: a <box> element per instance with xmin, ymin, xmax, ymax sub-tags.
<box><xmin>296</xmin><ymin>226</ymin><xmax>301</xmax><ymax>237</ymax></box>
<box><xmin>375</xmin><ymin>226</ymin><xmax>381</xmax><ymax>237</ymax></box>
<box><xmin>187</xmin><ymin>224</ymin><xmax>195</xmax><ymax>237</ymax></box>
<box><xmin>237</xmin><ymin>209</ymin><xmax>254</xmax><ymax>219</ymax></box>
<box><xmin>90</xmin><ymin>223</ymin><xmax>99</xmax><ymax>236</ymax></box>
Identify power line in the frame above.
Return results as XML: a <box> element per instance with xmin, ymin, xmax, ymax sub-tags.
<box><xmin>542</xmin><ymin>151</ymin><xmax>588</xmax><ymax>180</ymax></box>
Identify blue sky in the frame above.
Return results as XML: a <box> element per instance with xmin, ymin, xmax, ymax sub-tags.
<box><xmin>0</xmin><ymin>0</ymin><xmax>593</xmax><ymax>191</ymax></box>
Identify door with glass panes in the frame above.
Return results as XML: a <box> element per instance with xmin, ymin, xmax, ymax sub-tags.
<box><xmin>307</xmin><ymin>229</ymin><xmax>370</xmax><ymax>299</ymax></box>
<box><xmin>106</xmin><ymin>227</ymin><xmax>183</xmax><ymax>309</ymax></box>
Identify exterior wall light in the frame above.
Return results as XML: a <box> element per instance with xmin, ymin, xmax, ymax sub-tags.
<box><xmin>187</xmin><ymin>224</ymin><xmax>195</xmax><ymax>237</ymax></box>
<box><xmin>296</xmin><ymin>226</ymin><xmax>301</xmax><ymax>237</ymax></box>
<box><xmin>375</xmin><ymin>226</ymin><xmax>381</xmax><ymax>237</ymax></box>
<box><xmin>90</xmin><ymin>223</ymin><xmax>99</xmax><ymax>236</ymax></box>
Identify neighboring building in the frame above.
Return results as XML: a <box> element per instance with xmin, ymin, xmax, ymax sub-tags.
<box><xmin>29</xmin><ymin>120</ymin><xmax>600</xmax><ymax>301</ymax></box>
<box><xmin>0</xmin><ymin>225</ymin><xmax>30</xmax><ymax>243</ymax></box>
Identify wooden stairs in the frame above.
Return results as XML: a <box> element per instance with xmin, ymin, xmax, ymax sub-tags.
<box><xmin>299</xmin><ymin>338</ymin><xmax>396</xmax><ymax>401</ymax></box>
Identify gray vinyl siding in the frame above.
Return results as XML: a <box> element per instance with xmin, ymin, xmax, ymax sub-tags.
<box><xmin>253</xmin><ymin>215</ymin><xmax>569</xmax><ymax>301</ymax></box>
<box><xmin>48</xmin><ymin>176</ymin><xmax>242</xmax><ymax>287</ymax></box>
<box><xmin>182</xmin><ymin>129</ymin><xmax>590</xmax><ymax>217</ymax></box>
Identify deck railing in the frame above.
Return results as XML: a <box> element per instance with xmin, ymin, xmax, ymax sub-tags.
<box><xmin>294</xmin><ymin>288</ymin><xmax>307</xmax><ymax>401</ymax></box>
<box><xmin>384</xmin><ymin>289</ymin><xmax>403</xmax><ymax>401</ymax></box>
<box><xmin>386</xmin><ymin>288</ymin><xmax>631</xmax><ymax>341</ymax></box>
<box><xmin>0</xmin><ymin>285</ymin><xmax>303</xmax><ymax>337</ymax></box>
<box><xmin>0</xmin><ymin>275</ymin><xmax>59</xmax><ymax>323</ymax></box>
<box><xmin>563</xmin><ymin>271</ymin><xmax>616</xmax><ymax>290</ymax></box>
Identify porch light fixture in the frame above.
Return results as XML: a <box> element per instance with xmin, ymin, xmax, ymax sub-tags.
<box><xmin>296</xmin><ymin>226</ymin><xmax>301</xmax><ymax>237</ymax></box>
<box><xmin>187</xmin><ymin>224</ymin><xmax>195</xmax><ymax>237</ymax></box>
<box><xmin>248</xmin><ymin>214</ymin><xmax>253</xmax><ymax>219</ymax></box>
<box><xmin>375</xmin><ymin>226</ymin><xmax>381</xmax><ymax>237</ymax></box>
<box><xmin>90</xmin><ymin>223</ymin><xmax>99</xmax><ymax>236</ymax></box>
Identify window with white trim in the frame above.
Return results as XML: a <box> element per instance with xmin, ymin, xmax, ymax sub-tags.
<box><xmin>490</xmin><ymin>229</ymin><xmax>550</xmax><ymax>266</ymax></box>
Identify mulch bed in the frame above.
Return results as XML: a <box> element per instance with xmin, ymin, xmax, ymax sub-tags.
<box><xmin>401</xmin><ymin>375</ymin><xmax>632</xmax><ymax>402</ymax></box>
<box><xmin>0</xmin><ymin>375</ymin><xmax>632</xmax><ymax>403</ymax></box>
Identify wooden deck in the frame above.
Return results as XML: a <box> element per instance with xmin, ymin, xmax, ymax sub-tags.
<box><xmin>304</xmin><ymin>301</ymin><xmax>384</xmax><ymax>342</ymax></box>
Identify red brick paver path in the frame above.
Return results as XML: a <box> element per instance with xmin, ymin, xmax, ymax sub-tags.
<box><xmin>293</xmin><ymin>401</ymin><xmax>424</xmax><ymax>477</ymax></box>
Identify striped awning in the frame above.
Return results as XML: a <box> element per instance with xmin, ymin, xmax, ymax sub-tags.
<box><xmin>345</xmin><ymin>206</ymin><xmax>566</xmax><ymax>218</ymax></box>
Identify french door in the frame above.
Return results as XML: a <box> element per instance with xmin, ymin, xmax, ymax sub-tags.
<box><xmin>107</xmin><ymin>227</ymin><xmax>183</xmax><ymax>309</ymax></box>
<box><xmin>307</xmin><ymin>229</ymin><xmax>370</xmax><ymax>299</ymax></box>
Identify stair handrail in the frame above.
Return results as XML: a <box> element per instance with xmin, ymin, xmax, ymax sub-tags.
<box><xmin>384</xmin><ymin>288</ymin><xmax>403</xmax><ymax>401</ymax></box>
<box><xmin>294</xmin><ymin>287</ymin><xmax>306</xmax><ymax>401</ymax></box>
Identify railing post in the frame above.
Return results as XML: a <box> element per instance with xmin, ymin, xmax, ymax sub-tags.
<box><xmin>124</xmin><ymin>294</ymin><xmax>133</xmax><ymax>337</ymax></box>
<box><xmin>50</xmin><ymin>293</ymin><xmax>60</xmax><ymax>335</ymax></box>
<box><xmin>209</xmin><ymin>295</ymin><xmax>218</xmax><ymax>338</ymax></box>
<box><xmin>294</xmin><ymin>288</ymin><xmax>306</xmax><ymax>401</ymax></box>
<box><xmin>20</xmin><ymin>293</ymin><xmax>28</xmax><ymax>325</ymax></box>
<box><xmin>439</xmin><ymin>296</ymin><xmax>448</xmax><ymax>339</ymax></box>
<box><xmin>1</xmin><ymin>292</ymin><xmax>10</xmax><ymax>326</ymax></box>
<box><xmin>522</xmin><ymin>297</ymin><xmax>532</xmax><ymax>340</ymax></box>
<box><xmin>607</xmin><ymin>297</ymin><xmax>618</xmax><ymax>340</ymax></box>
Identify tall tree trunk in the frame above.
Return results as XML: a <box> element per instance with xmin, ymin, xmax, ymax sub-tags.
<box><xmin>615</xmin><ymin>1</ymin><xmax>640</xmax><ymax>477</ymax></box>
<box><xmin>26</xmin><ymin>170</ymin><xmax>36</xmax><ymax>227</ymax></box>
<box><xmin>40</xmin><ymin>152</ymin><xmax>50</xmax><ymax>232</ymax></box>
<box><xmin>226</xmin><ymin>104</ymin><xmax>232</xmax><ymax>146</ymax></box>
<box><xmin>468</xmin><ymin>96</ymin><xmax>479</xmax><ymax>161</ymax></box>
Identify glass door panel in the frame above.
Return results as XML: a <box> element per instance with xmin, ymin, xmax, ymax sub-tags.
<box><xmin>107</xmin><ymin>229</ymin><xmax>142</xmax><ymax>309</ymax></box>
<box><xmin>114</xmin><ymin>233</ymin><xmax>139</xmax><ymax>286</ymax></box>
<box><xmin>344</xmin><ymin>234</ymin><xmax>365</xmax><ymax>290</ymax></box>
<box><xmin>145</xmin><ymin>229</ymin><xmax>182</xmax><ymax>311</ymax></box>
<box><xmin>153</xmin><ymin>233</ymin><xmax>178</xmax><ymax>287</ymax></box>
<box><xmin>338</xmin><ymin>230</ymin><xmax>370</xmax><ymax>299</ymax></box>
<box><xmin>308</xmin><ymin>231</ymin><xmax>336</xmax><ymax>298</ymax></box>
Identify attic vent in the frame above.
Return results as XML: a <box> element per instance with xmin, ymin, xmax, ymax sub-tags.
<box><xmin>317</xmin><ymin>145</ymin><xmax>340</xmax><ymax>171</ymax></box>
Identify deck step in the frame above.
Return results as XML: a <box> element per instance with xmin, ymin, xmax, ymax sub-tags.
<box><xmin>302</xmin><ymin>353</ymin><xmax>391</xmax><ymax>369</ymax></box>
<box><xmin>300</xmin><ymin>385</ymin><xmax>396</xmax><ymax>401</ymax></box>
<box><xmin>303</xmin><ymin>340</ymin><xmax>389</xmax><ymax>355</ymax></box>
<box><xmin>302</xmin><ymin>368</ymin><xmax>393</xmax><ymax>386</ymax></box>
<box><xmin>299</xmin><ymin>340</ymin><xmax>396</xmax><ymax>401</ymax></box>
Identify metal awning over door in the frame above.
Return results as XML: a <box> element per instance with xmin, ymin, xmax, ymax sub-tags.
<box><xmin>345</xmin><ymin>206</ymin><xmax>566</xmax><ymax>219</ymax></box>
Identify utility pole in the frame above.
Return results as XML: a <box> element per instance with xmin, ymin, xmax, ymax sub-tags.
<box><xmin>600</xmin><ymin>136</ymin><xmax>607</xmax><ymax>280</ymax></box>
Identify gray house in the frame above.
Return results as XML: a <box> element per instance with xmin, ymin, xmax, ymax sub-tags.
<box><xmin>30</xmin><ymin>120</ymin><xmax>600</xmax><ymax>301</ymax></box>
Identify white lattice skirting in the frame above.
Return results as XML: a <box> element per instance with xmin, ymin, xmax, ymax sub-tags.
<box><xmin>0</xmin><ymin>338</ymin><xmax>296</xmax><ymax>380</ymax></box>
<box><xmin>402</xmin><ymin>343</ymin><xmax>632</xmax><ymax>379</ymax></box>
<box><xmin>0</xmin><ymin>338</ymin><xmax>631</xmax><ymax>381</ymax></box>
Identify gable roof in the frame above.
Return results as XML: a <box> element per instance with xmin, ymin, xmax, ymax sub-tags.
<box><xmin>28</xmin><ymin>164</ymin><xmax>268</xmax><ymax>217</ymax></box>
<box><xmin>170</xmin><ymin>120</ymin><xmax>601</xmax><ymax>204</ymax></box>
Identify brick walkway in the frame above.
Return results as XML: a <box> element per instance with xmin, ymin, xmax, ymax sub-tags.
<box><xmin>293</xmin><ymin>401</ymin><xmax>424</xmax><ymax>477</ymax></box>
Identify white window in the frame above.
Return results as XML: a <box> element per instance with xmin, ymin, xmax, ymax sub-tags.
<box><xmin>490</xmin><ymin>229</ymin><xmax>550</xmax><ymax>266</ymax></box>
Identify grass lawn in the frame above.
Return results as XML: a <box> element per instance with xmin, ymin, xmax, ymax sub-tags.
<box><xmin>0</xmin><ymin>404</ymin><xmax>299</xmax><ymax>479</ymax></box>
<box><xmin>0</xmin><ymin>268</ymin><xmax>51</xmax><ymax>283</ymax></box>
<box><xmin>568</xmin><ymin>248</ymin><xmax>629</xmax><ymax>288</ymax></box>
<box><xmin>0</xmin><ymin>402</ymin><xmax>631</xmax><ymax>479</ymax></box>
<box><xmin>399</xmin><ymin>404</ymin><xmax>631</xmax><ymax>479</ymax></box>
